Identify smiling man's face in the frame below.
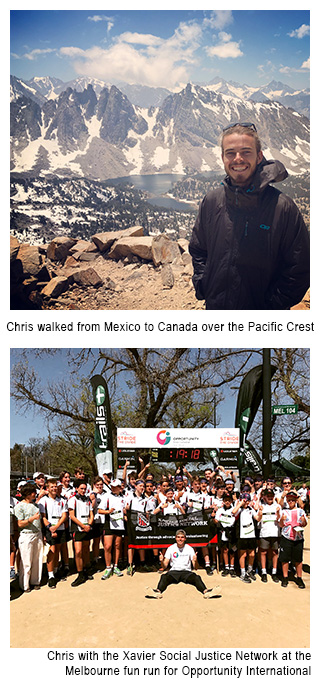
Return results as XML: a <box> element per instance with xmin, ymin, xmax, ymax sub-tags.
<box><xmin>222</xmin><ymin>133</ymin><xmax>263</xmax><ymax>187</ymax></box>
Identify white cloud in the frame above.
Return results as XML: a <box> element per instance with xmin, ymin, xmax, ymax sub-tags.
<box><xmin>117</xmin><ymin>32</ymin><xmax>164</xmax><ymax>47</ymax></box>
<box><xmin>88</xmin><ymin>15</ymin><xmax>114</xmax><ymax>32</ymax></box>
<box><xmin>279</xmin><ymin>57</ymin><xmax>310</xmax><ymax>74</ymax></box>
<box><xmin>88</xmin><ymin>15</ymin><xmax>112</xmax><ymax>23</ymax></box>
<box><xmin>288</xmin><ymin>24</ymin><xmax>310</xmax><ymax>39</ymax></box>
<box><xmin>22</xmin><ymin>48</ymin><xmax>56</xmax><ymax>61</ymax></box>
<box><xmin>204</xmin><ymin>11</ymin><xmax>233</xmax><ymax>30</ymax></box>
<box><xmin>301</xmin><ymin>57</ymin><xmax>310</xmax><ymax>70</ymax></box>
<box><xmin>58</xmin><ymin>20</ymin><xmax>203</xmax><ymax>88</ymax></box>
<box><xmin>219</xmin><ymin>32</ymin><xmax>232</xmax><ymax>43</ymax></box>
<box><xmin>60</xmin><ymin>47</ymin><xmax>86</xmax><ymax>58</ymax></box>
<box><xmin>206</xmin><ymin>39</ymin><xmax>243</xmax><ymax>59</ymax></box>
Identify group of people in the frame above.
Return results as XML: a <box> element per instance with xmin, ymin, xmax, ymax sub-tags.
<box><xmin>10</xmin><ymin>463</ymin><xmax>309</xmax><ymax>597</ymax></box>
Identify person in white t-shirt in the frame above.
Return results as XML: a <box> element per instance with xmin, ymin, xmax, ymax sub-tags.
<box><xmin>68</xmin><ymin>479</ymin><xmax>94</xmax><ymax>587</ymax></box>
<box><xmin>146</xmin><ymin>530</ymin><xmax>221</xmax><ymax>599</ymax></box>
<box><xmin>38</xmin><ymin>478</ymin><xmax>68</xmax><ymax>589</ymax></box>
<box><xmin>255</xmin><ymin>488</ymin><xmax>281</xmax><ymax>583</ymax></box>
<box><xmin>125</xmin><ymin>479</ymin><xmax>152</xmax><ymax>575</ymax></box>
<box><xmin>232</xmin><ymin>492</ymin><xmax>259</xmax><ymax>583</ymax></box>
<box><xmin>98</xmin><ymin>478</ymin><xmax>126</xmax><ymax>580</ymax></box>
<box><xmin>278</xmin><ymin>490</ymin><xmax>308</xmax><ymax>589</ymax></box>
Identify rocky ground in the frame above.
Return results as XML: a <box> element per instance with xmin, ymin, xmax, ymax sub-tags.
<box><xmin>45</xmin><ymin>258</ymin><xmax>204</xmax><ymax>311</ymax></box>
<box><xmin>10</xmin><ymin>230</ymin><xmax>309</xmax><ymax>311</ymax></box>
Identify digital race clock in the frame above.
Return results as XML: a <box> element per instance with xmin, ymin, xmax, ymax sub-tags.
<box><xmin>156</xmin><ymin>448</ymin><xmax>204</xmax><ymax>462</ymax></box>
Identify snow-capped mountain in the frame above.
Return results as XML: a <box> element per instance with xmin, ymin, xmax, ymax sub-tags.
<box><xmin>10</xmin><ymin>81</ymin><xmax>310</xmax><ymax>180</ymax></box>
<box><xmin>11</xmin><ymin>74</ymin><xmax>310</xmax><ymax>116</ymax></box>
<box><xmin>203</xmin><ymin>78</ymin><xmax>310</xmax><ymax>118</ymax></box>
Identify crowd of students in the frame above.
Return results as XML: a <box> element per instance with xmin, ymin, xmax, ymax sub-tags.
<box><xmin>10</xmin><ymin>463</ymin><xmax>309</xmax><ymax>594</ymax></box>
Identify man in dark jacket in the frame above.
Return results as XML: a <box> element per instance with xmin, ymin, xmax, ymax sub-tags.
<box><xmin>189</xmin><ymin>123</ymin><xmax>310</xmax><ymax>310</ymax></box>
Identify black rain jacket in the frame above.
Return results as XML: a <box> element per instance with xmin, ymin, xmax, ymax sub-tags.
<box><xmin>189</xmin><ymin>158</ymin><xmax>310</xmax><ymax>310</ymax></box>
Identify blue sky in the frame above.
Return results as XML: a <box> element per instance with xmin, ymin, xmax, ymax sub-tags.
<box><xmin>10</xmin><ymin>348</ymin><xmax>259</xmax><ymax>447</ymax></box>
<box><xmin>10</xmin><ymin>10</ymin><xmax>310</xmax><ymax>90</ymax></box>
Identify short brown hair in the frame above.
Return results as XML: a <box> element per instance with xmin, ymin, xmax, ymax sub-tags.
<box><xmin>221</xmin><ymin>124</ymin><xmax>262</xmax><ymax>154</ymax></box>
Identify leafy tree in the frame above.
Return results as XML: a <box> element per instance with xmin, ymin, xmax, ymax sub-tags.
<box><xmin>11</xmin><ymin>348</ymin><xmax>310</xmax><ymax>477</ymax></box>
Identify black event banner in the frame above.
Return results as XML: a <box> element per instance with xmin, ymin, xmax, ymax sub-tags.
<box><xmin>126</xmin><ymin>509</ymin><xmax>217</xmax><ymax>549</ymax></box>
<box><xmin>235</xmin><ymin>363</ymin><xmax>277</xmax><ymax>447</ymax></box>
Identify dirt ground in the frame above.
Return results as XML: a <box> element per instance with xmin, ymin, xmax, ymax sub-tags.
<box><xmin>10</xmin><ymin>523</ymin><xmax>310</xmax><ymax>649</ymax></box>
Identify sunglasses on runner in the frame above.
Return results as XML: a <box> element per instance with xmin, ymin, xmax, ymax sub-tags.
<box><xmin>223</xmin><ymin>122</ymin><xmax>257</xmax><ymax>132</ymax></box>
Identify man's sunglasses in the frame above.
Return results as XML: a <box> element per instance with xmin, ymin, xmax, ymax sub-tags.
<box><xmin>223</xmin><ymin>122</ymin><xmax>257</xmax><ymax>132</ymax></box>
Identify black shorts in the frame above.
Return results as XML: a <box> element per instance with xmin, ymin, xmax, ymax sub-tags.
<box><xmin>90</xmin><ymin>523</ymin><xmax>104</xmax><ymax>539</ymax></box>
<box><xmin>259</xmin><ymin>536</ymin><xmax>279</xmax><ymax>551</ymax></box>
<box><xmin>279</xmin><ymin>536</ymin><xmax>304</xmax><ymax>563</ymax></box>
<box><xmin>238</xmin><ymin>537</ymin><xmax>256</xmax><ymax>551</ymax></box>
<box><xmin>45</xmin><ymin>527</ymin><xmax>67</xmax><ymax>546</ymax></box>
<box><xmin>73</xmin><ymin>527</ymin><xmax>92</xmax><ymax>542</ymax></box>
<box><xmin>218</xmin><ymin>536</ymin><xmax>237</xmax><ymax>552</ymax></box>
<box><xmin>103</xmin><ymin>528</ymin><xmax>124</xmax><ymax>538</ymax></box>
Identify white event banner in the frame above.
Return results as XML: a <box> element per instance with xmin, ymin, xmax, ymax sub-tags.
<box><xmin>117</xmin><ymin>427</ymin><xmax>240</xmax><ymax>449</ymax></box>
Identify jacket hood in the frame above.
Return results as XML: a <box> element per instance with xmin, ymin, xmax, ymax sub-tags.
<box><xmin>224</xmin><ymin>156</ymin><xmax>288</xmax><ymax>195</ymax></box>
<box><xmin>255</xmin><ymin>156</ymin><xmax>288</xmax><ymax>190</ymax></box>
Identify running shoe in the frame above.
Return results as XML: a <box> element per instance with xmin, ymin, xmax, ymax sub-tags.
<box><xmin>113</xmin><ymin>566</ymin><xmax>123</xmax><ymax>577</ymax></box>
<box><xmin>247</xmin><ymin>570</ymin><xmax>256</xmax><ymax>581</ymax></box>
<box><xmin>203</xmin><ymin>585</ymin><xmax>222</xmax><ymax>598</ymax></box>
<box><xmin>230</xmin><ymin>569</ymin><xmax>237</xmax><ymax>578</ymax></box>
<box><xmin>84</xmin><ymin>569</ymin><xmax>94</xmax><ymax>581</ymax></box>
<box><xmin>71</xmin><ymin>573</ymin><xmax>86</xmax><ymax>587</ymax></box>
<box><xmin>48</xmin><ymin>577</ymin><xmax>57</xmax><ymax>589</ymax></box>
<box><xmin>271</xmin><ymin>574</ymin><xmax>280</xmax><ymax>583</ymax></box>
<box><xmin>58</xmin><ymin>565</ymin><xmax>70</xmax><ymax>581</ymax></box>
<box><xmin>281</xmin><ymin>577</ymin><xmax>289</xmax><ymax>588</ymax></box>
<box><xmin>10</xmin><ymin>568</ymin><xmax>16</xmax><ymax>580</ymax></box>
<box><xmin>296</xmin><ymin>577</ymin><xmax>305</xmax><ymax>589</ymax></box>
<box><xmin>127</xmin><ymin>565</ymin><xmax>135</xmax><ymax>576</ymax></box>
<box><xmin>145</xmin><ymin>587</ymin><xmax>163</xmax><ymax>599</ymax></box>
<box><xmin>205</xmin><ymin>565</ymin><xmax>215</xmax><ymax>575</ymax></box>
<box><xmin>240</xmin><ymin>572</ymin><xmax>251</xmax><ymax>583</ymax></box>
<box><xmin>261</xmin><ymin>573</ymin><xmax>268</xmax><ymax>583</ymax></box>
<box><xmin>221</xmin><ymin>569</ymin><xmax>230</xmax><ymax>577</ymax></box>
<box><xmin>101</xmin><ymin>568</ymin><xmax>113</xmax><ymax>580</ymax></box>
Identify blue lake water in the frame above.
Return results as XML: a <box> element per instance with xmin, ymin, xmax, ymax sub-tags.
<box><xmin>107</xmin><ymin>174</ymin><xmax>197</xmax><ymax>212</ymax></box>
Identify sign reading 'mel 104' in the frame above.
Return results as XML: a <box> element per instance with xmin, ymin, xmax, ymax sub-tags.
<box><xmin>117</xmin><ymin>428</ymin><xmax>240</xmax><ymax>450</ymax></box>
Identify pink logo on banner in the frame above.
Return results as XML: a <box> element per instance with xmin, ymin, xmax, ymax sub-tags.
<box><xmin>156</xmin><ymin>430</ymin><xmax>171</xmax><ymax>446</ymax></box>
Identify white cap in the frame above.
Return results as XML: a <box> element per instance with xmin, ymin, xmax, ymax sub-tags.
<box><xmin>33</xmin><ymin>471</ymin><xmax>44</xmax><ymax>479</ymax></box>
<box><xmin>110</xmin><ymin>479</ymin><xmax>122</xmax><ymax>487</ymax></box>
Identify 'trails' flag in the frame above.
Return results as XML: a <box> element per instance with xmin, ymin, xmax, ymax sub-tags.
<box><xmin>90</xmin><ymin>374</ymin><xmax>113</xmax><ymax>476</ymax></box>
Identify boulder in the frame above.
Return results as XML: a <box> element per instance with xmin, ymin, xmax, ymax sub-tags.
<box><xmin>64</xmin><ymin>256</ymin><xmax>80</xmax><ymax>268</ymax></box>
<box><xmin>108</xmin><ymin>236</ymin><xmax>153</xmax><ymax>261</ymax></box>
<box><xmin>41</xmin><ymin>276</ymin><xmax>70</xmax><ymax>298</ymax></box>
<box><xmin>181</xmin><ymin>251</ymin><xmax>192</xmax><ymax>266</ymax></box>
<box><xmin>72</xmin><ymin>268</ymin><xmax>103</xmax><ymax>288</ymax></box>
<box><xmin>92</xmin><ymin>225</ymin><xmax>144</xmax><ymax>253</ymax></box>
<box><xmin>69</xmin><ymin>240</ymin><xmax>99</xmax><ymax>260</ymax></box>
<box><xmin>16</xmin><ymin>244</ymin><xmax>43</xmax><ymax>277</ymax></box>
<box><xmin>177</xmin><ymin>238</ymin><xmax>190</xmax><ymax>254</ymax></box>
<box><xmin>10</xmin><ymin>236</ymin><xmax>20</xmax><ymax>261</ymax></box>
<box><xmin>161</xmin><ymin>263</ymin><xmax>175</xmax><ymax>289</ymax></box>
<box><xmin>46</xmin><ymin>236</ymin><xmax>77</xmax><ymax>262</ymax></box>
<box><xmin>151</xmin><ymin>234</ymin><xmax>183</xmax><ymax>266</ymax></box>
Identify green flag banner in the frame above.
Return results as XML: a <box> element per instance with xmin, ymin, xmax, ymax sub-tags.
<box><xmin>235</xmin><ymin>364</ymin><xmax>277</xmax><ymax>447</ymax></box>
<box><xmin>90</xmin><ymin>374</ymin><xmax>113</xmax><ymax>476</ymax></box>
